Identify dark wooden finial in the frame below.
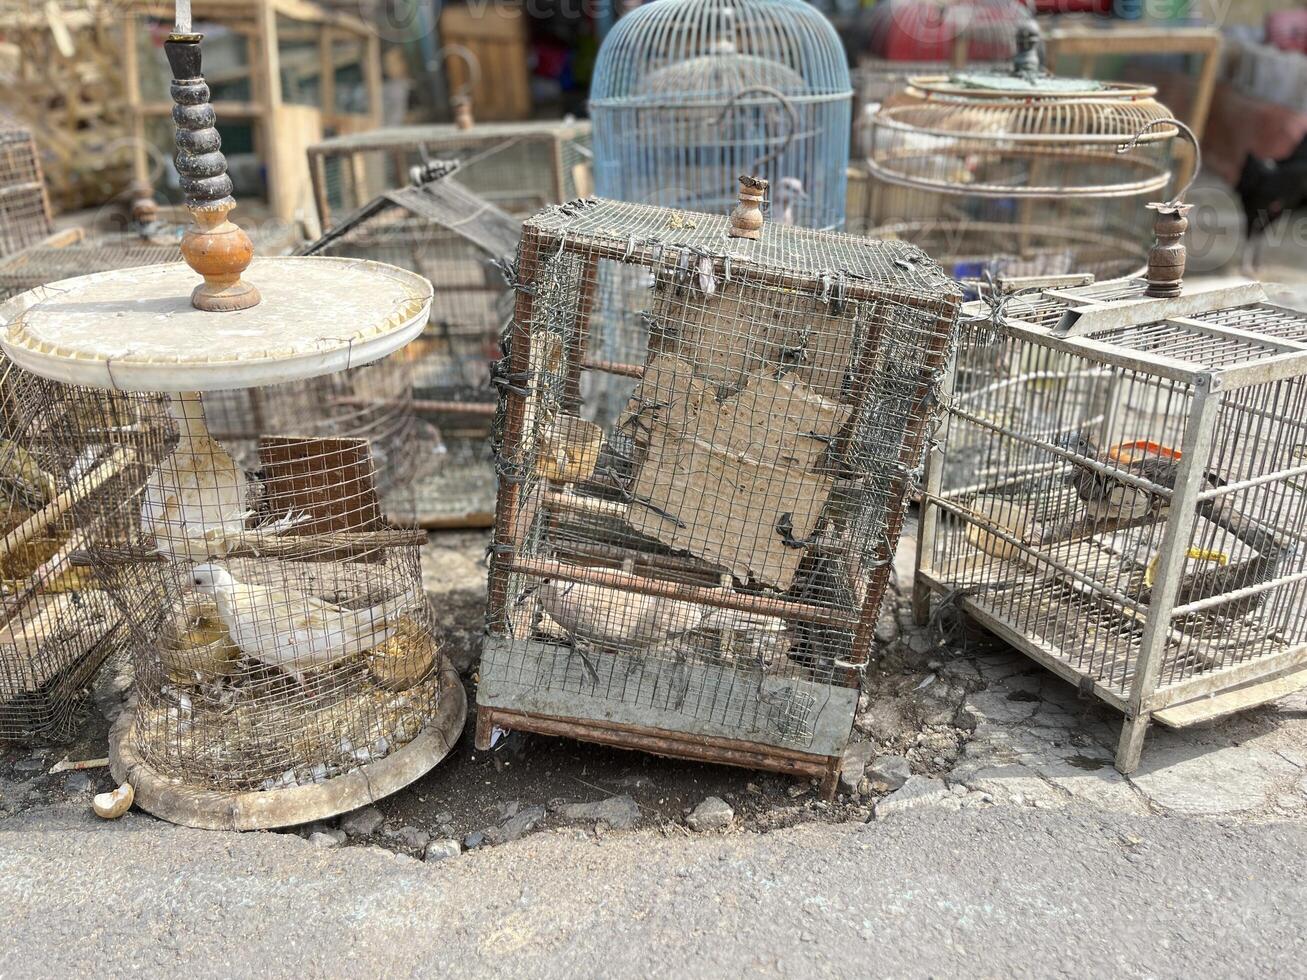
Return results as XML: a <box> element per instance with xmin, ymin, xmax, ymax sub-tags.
<box><xmin>728</xmin><ymin>175</ymin><xmax>768</xmax><ymax>240</ymax></box>
<box><xmin>1145</xmin><ymin>203</ymin><xmax>1191</xmax><ymax>299</ymax></box>
<box><xmin>166</xmin><ymin>32</ymin><xmax>260</xmax><ymax>312</ymax></box>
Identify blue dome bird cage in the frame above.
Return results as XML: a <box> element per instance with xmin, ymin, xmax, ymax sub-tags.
<box><xmin>590</xmin><ymin>0</ymin><xmax>852</xmax><ymax>230</ymax></box>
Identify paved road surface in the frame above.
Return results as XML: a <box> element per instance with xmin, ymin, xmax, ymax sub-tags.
<box><xmin>1</xmin><ymin>801</ymin><xmax>1302</xmax><ymax>977</ymax></box>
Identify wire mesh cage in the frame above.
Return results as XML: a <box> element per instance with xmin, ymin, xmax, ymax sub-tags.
<box><xmin>861</xmin><ymin>39</ymin><xmax>1182</xmax><ymax>281</ymax></box>
<box><xmin>296</xmin><ymin>162</ymin><xmax>523</xmax><ymax>528</ymax></box>
<box><xmin>0</xmin><ymin>356</ymin><xmax>150</xmax><ymax>741</ymax></box>
<box><xmin>591</xmin><ymin>0</ymin><xmax>852</xmax><ymax>230</ymax></box>
<box><xmin>1</xmin><ymin>257</ymin><xmax>463</xmax><ymax>829</ymax></box>
<box><xmin>479</xmin><ymin>191</ymin><xmax>961</xmax><ymax>795</ymax></box>
<box><xmin>307</xmin><ymin>119</ymin><xmax>592</xmax><ymax>230</ymax></box>
<box><xmin>0</xmin><ymin>114</ymin><xmax>52</xmax><ymax>260</ymax></box>
<box><xmin>915</xmin><ymin>280</ymin><xmax>1307</xmax><ymax>773</ymax></box>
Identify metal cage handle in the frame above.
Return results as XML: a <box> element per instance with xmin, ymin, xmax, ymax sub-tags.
<box><xmin>1116</xmin><ymin>117</ymin><xmax>1201</xmax><ymax>207</ymax></box>
<box><xmin>712</xmin><ymin>85</ymin><xmax>799</xmax><ymax>173</ymax></box>
<box><xmin>437</xmin><ymin>43</ymin><xmax>481</xmax><ymax>101</ymax></box>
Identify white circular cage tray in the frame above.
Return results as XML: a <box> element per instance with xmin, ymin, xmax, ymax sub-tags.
<box><xmin>0</xmin><ymin>257</ymin><xmax>431</xmax><ymax>392</ymax></box>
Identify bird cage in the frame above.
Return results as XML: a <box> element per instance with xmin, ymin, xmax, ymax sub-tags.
<box><xmin>590</xmin><ymin>0</ymin><xmax>852</xmax><ymax>229</ymax></box>
<box><xmin>915</xmin><ymin>279</ymin><xmax>1307</xmax><ymax>772</ymax></box>
<box><xmin>0</xmin><ymin>356</ymin><xmax>150</xmax><ymax>741</ymax></box>
<box><xmin>307</xmin><ymin>119</ymin><xmax>592</xmax><ymax>230</ymax></box>
<box><xmin>0</xmin><ymin>23</ymin><xmax>464</xmax><ymax>829</ymax></box>
<box><xmin>0</xmin><ymin>114</ymin><xmax>52</xmax><ymax>260</ymax></box>
<box><xmin>863</xmin><ymin>28</ymin><xmax>1182</xmax><ymax>281</ymax></box>
<box><xmin>479</xmin><ymin>187</ymin><xmax>961</xmax><ymax>796</ymax></box>
<box><xmin>292</xmin><ymin>161</ymin><xmax>522</xmax><ymax>528</ymax></box>
<box><xmin>0</xmin><ymin>230</ymin><xmax>180</xmax><ymax>302</ymax></box>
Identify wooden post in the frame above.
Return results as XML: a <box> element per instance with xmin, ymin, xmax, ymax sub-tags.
<box><xmin>123</xmin><ymin>12</ymin><xmax>148</xmax><ymax>186</ymax></box>
<box><xmin>1115</xmin><ymin>377</ymin><xmax>1222</xmax><ymax>773</ymax></box>
<box><xmin>913</xmin><ymin>322</ymin><xmax>958</xmax><ymax>627</ymax></box>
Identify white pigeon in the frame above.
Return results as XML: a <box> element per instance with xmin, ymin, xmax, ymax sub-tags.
<box><xmin>775</xmin><ymin>176</ymin><xmax>807</xmax><ymax>226</ymax></box>
<box><xmin>141</xmin><ymin>394</ymin><xmax>248</xmax><ymax>559</ymax></box>
<box><xmin>536</xmin><ymin>578</ymin><xmax>784</xmax><ymax>655</ymax></box>
<box><xmin>188</xmin><ymin>563</ymin><xmax>415</xmax><ymax>687</ymax></box>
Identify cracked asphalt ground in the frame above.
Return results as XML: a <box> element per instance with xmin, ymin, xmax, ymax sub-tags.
<box><xmin>1</xmin><ymin>802</ymin><xmax>1304</xmax><ymax>977</ymax></box>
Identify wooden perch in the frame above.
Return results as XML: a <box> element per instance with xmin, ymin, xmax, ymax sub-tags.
<box><xmin>73</xmin><ymin>528</ymin><xmax>429</xmax><ymax>567</ymax></box>
<box><xmin>0</xmin><ymin>449</ymin><xmax>131</xmax><ymax>567</ymax></box>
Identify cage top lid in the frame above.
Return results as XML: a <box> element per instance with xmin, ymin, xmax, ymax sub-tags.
<box><xmin>301</xmin><ymin>167</ymin><xmax>522</xmax><ymax>263</ymax></box>
<box><xmin>0</xmin><ymin>255</ymin><xmax>432</xmax><ymax>392</ymax></box>
<box><xmin>525</xmin><ymin>197</ymin><xmax>960</xmax><ymax>303</ymax></box>
<box><xmin>309</xmin><ymin>118</ymin><xmax>591</xmax><ymax>153</ymax></box>
<box><xmin>591</xmin><ymin>0</ymin><xmax>850</xmax><ymax>103</ymax></box>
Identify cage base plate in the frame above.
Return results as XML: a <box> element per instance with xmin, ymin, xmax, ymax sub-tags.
<box><xmin>108</xmin><ymin>660</ymin><xmax>466</xmax><ymax>831</ymax></box>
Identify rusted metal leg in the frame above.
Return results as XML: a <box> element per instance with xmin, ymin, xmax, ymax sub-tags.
<box><xmin>1114</xmin><ymin>712</ymin><xmax>1150</xmax><ymax>774</ymax></box>
<box><xmin>474</xmin><ymin>706</ymin><xmax>496</xmax><ymax>751</ymax></box>
<box><xmin>819</xmin><ymin>757</ymin><xmax>841</xmax><ymax>801</ymax></box>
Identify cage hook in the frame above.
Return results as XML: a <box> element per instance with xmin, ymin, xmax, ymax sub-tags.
<box><xmin>712</xmin><ymin>85</ymin><xmax>799</xmax><ymax>174</ymax></box>
<box><xmin>1116</xmin><ymin>117</ymin><xmax>1201</xmax><ymax>207</ymax></box>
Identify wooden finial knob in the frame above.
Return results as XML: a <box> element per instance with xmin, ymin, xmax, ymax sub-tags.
<box><xmin>166</xmin><ymin>32</ymin><xmax>260</xmax><ymax>312</ymax></box>
<box><xmin>1145</xmin><ymin>203</ymin><xmax>1191</xmax><ymax>299</ymax></box>
<box><xmin>728</xmin><ymin>175</ymin><xmax>768</xmax><ymax>240</ymax></box>
<box><xmin>452</xmin><ymin>94</ymin><xmax>474</xmax><ymax>130</ymax></box>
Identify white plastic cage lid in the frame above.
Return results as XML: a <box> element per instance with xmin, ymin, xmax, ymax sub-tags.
<box><xmin>0</xmin><ymin>256</ymin><xmax>432</xmax><ymax>392</ymax></box>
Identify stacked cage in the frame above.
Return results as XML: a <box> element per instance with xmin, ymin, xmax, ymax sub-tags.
<box><xmin>590</xmin><ymin>0</ymin><xmax>851</xmax><ymax>228</ymax></box>
<box><xmin>307</xmin><ymin>119</ymin><xmax>592</xmax><ymax>229</ymax></box>
<box><xmin>862</xmin><ymin>54</ymin><xmax>1181</xmax><ymax>281</ymax></box>
<box><xmin>915</xmin><ymin>281</ymin><xmax>1307</xmax><ymax>771</ymax></box>
<box><xmin>0</xmin><ymin>359</ymin><xmax>149</xmax><ymax>740</ymax></box>
<box><xmin>293</xmin><ymin>163</ymin><xmax>523</xmax><ymax>527</ymax></box>
<box><xmin>480</xmin><ymin>193</ymin><xmax>961</xmax><ymax>795</ymax></box>
<box><xmin>0</xmin><ymin>114</ymin><xmax>51</xmax><ymax>259</ymax></box>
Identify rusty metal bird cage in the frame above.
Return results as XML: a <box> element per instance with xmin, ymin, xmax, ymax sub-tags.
<box><xmin>860</xmin><ymin>27</ymin><xmax>1183</xmax><ymax>282</ymax></box>
<box><xmin>479</xmin><ymin>184</ymin><xmax>961</xmax><ymax>795</ymax></box>
<box><xmin>293</xmin><ymin>160</ymin><xmax>523</xmax><ymax>528</ymax></box>
<box><xmin>0</xmin><ymin>114</ymin><xmax>52</xmax><ymax>260</ymax></box>
<box><xmin>307</xmin><ymin>118</ymin><xmax>592</xmax><ymax>230</ymax></box>
<box><xmin>915</xmin><ymin>273</ymin><xmax>1307</xmax><ymax>772</ymax></box>
<box><xmin>0</xmin><ymin>19</ymin><xmax>465</xmax><ymax>829</ymax></box>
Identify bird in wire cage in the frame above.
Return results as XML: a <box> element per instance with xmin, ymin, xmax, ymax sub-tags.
<box><xmin>142</xmin><ymin>395</ymin><xmax>248</xmax><ymax>559</ymax></box>
<box><xmin>0</xmin><ymin>438</ymin><xmax>56</xmax><ymax>512</ymax></box>
<box><xmin>1058</xmin><ymin>435</ymin><xmax>1290</xmax><ymax>616</ymax></box>
<box><xmin>535</xmin><ymin>578</ymin><xmax>786</xmax><ymax>659</ymax></box>
<box><xmin>189</xmin><ymin>564</ymin><xmax>416</xmax><ymax>689</ymax></box>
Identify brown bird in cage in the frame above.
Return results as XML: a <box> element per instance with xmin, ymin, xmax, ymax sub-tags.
<box><xmin>1064</xmin><ymin>436</ymin><xmax>1289</xmax><ymax>617</ymax></box>
<box><xmin>535</xmin><ymin>578</ymin><xmax>785</xmax><ymax>656</ymax></box>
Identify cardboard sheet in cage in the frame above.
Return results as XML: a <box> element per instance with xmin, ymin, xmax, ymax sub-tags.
<box><xmin>480</xmin><ymin>634</ymin><xmax>857</xmax><ymax>757</ymax></box>
<box><xmin>628</xmin><ymin>428</ymin><xmax>832</xmax><ymax>590</ymax></box>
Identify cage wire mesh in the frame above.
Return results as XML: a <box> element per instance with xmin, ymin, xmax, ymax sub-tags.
<box><xmin>0</xmin><ymin>355</ymin><xmax>152</xmax><ymax>741</ymax></box>
<box><xmin>591</xmin><ymin>0</ymin><xmax>851</xmax><ymax>228</ymax></box>
<box><xmin>480</xmin><ymin>196</ymin><xmax>961</xmax><ymax>789</ymax></box>
<box><xmin>916</xmin><ymin>282</ymin><xmax>1307</xmax><ymax>769</ymax></box>
<box><xmin>292</xmin><ymin>162</ymin><xmax>523</xmax><ymax>527</ymax></box>
<box><xmin>0</xmin><ymin>114</ymin><xmax>52</xmax><ymax>260</ymax></box>
<box><xmin>62</xmin><ymin>384</ymin><xmax>448</xmax><ymax>796</ymax></box>
<box><xmin>307</xmin><ymin>119</ymin><xmax>592</xmax><ymax>229</ymax></box>
<box><xmin>862</xmin><ymin>56</ymin><xmax>1181</xmax><ymax>282</ymax></box>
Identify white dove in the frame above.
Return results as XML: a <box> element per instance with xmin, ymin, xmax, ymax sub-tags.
<box><xmin>775</xmin><ymin>175</ymin><xmax>807</xmax><ymax>226</ymax></box>
<box><xmin>188</xmin><ymin>563</ymin><xmax>416</xmax><ymax>687</ymax></box>
<box><xmin>142</xmin><ymin>393</ymin><xmax>248</xmax><ymax>559</ymax></box>
<box><xmin>536</xmin><ymin>578</ymin><xmax>784</xmax><ymax>655</ymax></box>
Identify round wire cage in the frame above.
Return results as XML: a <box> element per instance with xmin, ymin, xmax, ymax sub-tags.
<box><xmin>863</xmin><ymin>67</ymin><xmax>1179</xmax><ymax>281</ymax></box>
<box><xmin>591</xmin><ymin>0</ymin><xmax>853</xmax><ymax>230</ymax></box>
